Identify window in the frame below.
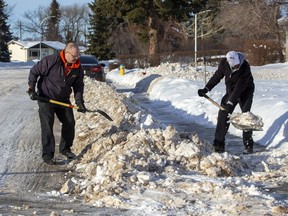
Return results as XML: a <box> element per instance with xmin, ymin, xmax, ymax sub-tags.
<box><xmin>29</xmin><ymin>50</ymin><xmax>39</xmax><ymax>57</ymax></box>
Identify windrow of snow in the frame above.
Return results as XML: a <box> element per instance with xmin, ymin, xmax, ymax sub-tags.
<box><xmin>59</xmin><ymin>76</ymin><xmax>288</xmax><ymax>215</ymax></box>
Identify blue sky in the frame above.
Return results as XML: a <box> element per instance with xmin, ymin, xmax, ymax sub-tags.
<box><xmin>8</xmin><ymin>0</ymin><xmax>92</xmax><ymax>23</ymax></box>
<box><xmin>7</xmin><ymin>0</ymin><xmax>92</xmax><ymax>39</ymax></box>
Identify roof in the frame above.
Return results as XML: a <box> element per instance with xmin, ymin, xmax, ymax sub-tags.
<box><xmin>8</xmin><ymin>40</ymin><xmax>66</xmax><ymax>50</ymax></box>
<box><xmin>42</xmin><ymin>41</ymin><xmax>66</xmax><ymax>50</ymax></box>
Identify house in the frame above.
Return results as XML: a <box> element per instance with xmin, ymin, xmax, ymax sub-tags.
<box><xmin>8</xmin><ymin>40</ymin><xmax>66</xmax><ymax>62</ymax></box>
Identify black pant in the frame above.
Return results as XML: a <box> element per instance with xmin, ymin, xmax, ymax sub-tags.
<box><xmin>38</xmin><ymin>101</ymin><xmax>75</xmax><ymax>160</ymax></box>
<box><xmin>214</xmin><ymin>88</ymin><xmax>254</xmax><ymax>148</ymax></box>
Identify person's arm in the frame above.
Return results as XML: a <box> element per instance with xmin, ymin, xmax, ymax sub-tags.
<box><xmin>198</xmin><ymin>58</ymin><xmax>226</xmax><ymax>97</ymax></box>
<box><xmin>27</xmin><ymin>62</ymin><xmax>43</xmax><ymax>100</ymax></box>
<box><xmin>73</xmin><ymin>67</ymin><xmax>84</xmax><ymax>101</ymax></box>
<box><xmin>28</xmin><ymin>64</ymin><xmax>40</xmax><ymax>90</ymax></box>
<box><xmin>28</xmin><ymin>56</ymin><xmax>55</xmax><ymax>89</ymax></box>
<box><xmin>73</xmin><ymin>67</ymin><xmax>86</xmax><ymax>113</ymax></box>
<box><xmin>205</xmin><ymin>58</ymin><xmax>226</xmax><ymax>91</ymax></box>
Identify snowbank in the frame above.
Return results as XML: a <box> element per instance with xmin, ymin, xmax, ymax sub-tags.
<box><xmin>60</xmin><ymin>72</ymin><xmax>288</xmax><ymax>215</ymax></box>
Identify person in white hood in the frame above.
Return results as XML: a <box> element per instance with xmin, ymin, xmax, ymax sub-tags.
<box><xmin>197</xmin><ymin>51</ymin><xmax>255</xmax><ymax>154</ymax></box>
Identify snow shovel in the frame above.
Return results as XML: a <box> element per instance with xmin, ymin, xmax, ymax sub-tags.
<box><xmin>203</xmin><ymin>94</ymin><xmax>226</xmax><ymax>111</ymax></box>
<box><xmin>203</xmin><ymin>94</ymin><xmax>263</xmax><ymax>131</ymax></box>
<box><xmin>37</xmin><ymin>96</ymin><xmax>113</xmax><ymax>121</ymax></box>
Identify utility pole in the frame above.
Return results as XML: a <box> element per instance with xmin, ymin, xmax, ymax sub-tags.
<box><xmin>16</xmin><ymin>20</ymin><xmax>23</xmax><ymax>40</ymax></box>
<box><xmin>194</xmin><ymin>10</ymin><xmax>211</xmax><ymax>67</ymax></box>
<box><xmin>19</xmin><ymin>22</ymin><xmax>22</xmax><ymax>40</ymax></box>
<box><xmin>194</xmin><ymin>13</ymin><xmax>198</xmax><ymax>66</ymax></box>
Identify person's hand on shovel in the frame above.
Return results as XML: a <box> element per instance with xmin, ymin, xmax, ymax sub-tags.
<box><xmin>27</xmin><ymin>88</ymin><xmax>38</xmax><ymax>100</ymax></box>
<box><xmin>198</xmin><ymin>87</ymin><xmax>208</xmax><ymax>97</ymax></box>
<box><xmin>223</xmin><ymin>101</ymin><xmax>234</xmax><ymax>114</ymax></box>
<box><xmin>76</xmin><ymin>101</ymin><xmax>87</xmax><ymax>113</ymax></box>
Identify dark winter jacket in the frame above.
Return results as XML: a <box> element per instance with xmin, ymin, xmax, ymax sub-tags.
<box><xmin>28</xmin><ymin>50</ymin><xmax>84</xmax><ymax>103</ymax></box>
<box><xmin>205</xmin><ymin>53</ymin><xmax>254</xmax><ymax>105</ymax></box>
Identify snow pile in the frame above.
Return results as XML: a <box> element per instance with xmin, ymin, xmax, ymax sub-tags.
<box><xmin>59</xmin><ymin>76</ymin><xmax>288</xmax><ymax>215</ymax></box>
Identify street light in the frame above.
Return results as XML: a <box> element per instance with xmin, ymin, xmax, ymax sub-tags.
<box><xmin>194</xmin><ymin>10</ymin><xmax>211</xmax><ymax>66</ymax></box>
<box><xmin>39</xmin><ymin>16</ymin><xmax>55</xmax><ymax>60</ymax></box>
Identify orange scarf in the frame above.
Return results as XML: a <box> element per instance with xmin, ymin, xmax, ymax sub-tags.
<box><xmin>59</xmin><ymin>50</ymin><xmax>80</xmax><ymax>76</ymax></box>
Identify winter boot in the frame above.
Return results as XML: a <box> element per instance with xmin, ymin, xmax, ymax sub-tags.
<box><xmin>243</xmin><ymin>131</ymin><xmax>254</xmax><ymax>154</ymax></box>
<box><xmin>60</xmin><ymin>149</ymin><xmax>76</xmax><ymax>160</ymax></box>
<box><xmin>213</xmin><ymin>140</ymin><xmax>225</xmax><ymax>153</ymax></box>
<box><xmin>42</xmin><ymin>152</ymin><xmax>55</xmax><ymax>164</ymax></box>
<box><xmin>43</xmin><ymin>158</ymin><xmax>56</xmax><ymax>165</ymax></box>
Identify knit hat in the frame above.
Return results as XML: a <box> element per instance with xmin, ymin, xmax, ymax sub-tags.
<box><xmin>226</xmin><ymin>51</ymin><xmax>240</xmax><ymax>67</ymax></box>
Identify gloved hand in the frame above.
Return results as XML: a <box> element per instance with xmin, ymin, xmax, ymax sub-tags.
<box><xmin>224</xmin><ymin>103</ymin><xmax>234</xmax><ymax>114</ymax></box>
<box><xmin>76</xmin><ymin>101</ymin><xmax>87</xmax><ymax>113</ymax></box>
<box><xmin>198</xmin><ymin>88</ymin><xmax>208</xmax><ymax>97</ymax></box>
<box><xmin>27</xmin><ymin>88</ymin><xmax>38</xmax><ymax>100</ymax></box>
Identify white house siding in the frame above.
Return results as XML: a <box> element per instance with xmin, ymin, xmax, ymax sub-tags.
<box><xmin>8</xmin><ymin>43</ymin><xmax>28</xmax><ymax>62</ymax></box>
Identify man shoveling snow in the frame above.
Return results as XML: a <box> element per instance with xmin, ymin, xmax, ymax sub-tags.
<box><xmin>198</xmin><ymin>51</ymin><xmax>259</xmax><ymax>154</ymax></box>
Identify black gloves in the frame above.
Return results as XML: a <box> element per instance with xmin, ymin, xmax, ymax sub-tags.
<box><xmin>27</xmin><ymin>88</ymin><xmax>38</xmax><ymax>100</ymax></box>
<box><xmin>224</xmin><ymin>103</ymin><xmax>234</xmax><ymax>114</ymax></box>
<box><xmin>198</xmin><ymin>88</ymin><xmax>208</xmax><ymax>97</ymax></box>
<box><xmin>76</xmin><ymin>101</ymin><xmax>87</xmax><ymax>113</ymax></box>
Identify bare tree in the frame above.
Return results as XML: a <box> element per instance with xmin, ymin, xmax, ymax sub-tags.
<box><xmin>22</xmin><ymin>6</ymin><xmax>49</xmax><ymax>40</ymax></box>
<box><xmin>19</xmin><ymin>3</ymin><xmax>89</xmax><ymax>43</ymax></box>
<box><xmin>61</xmin><ymin>4</ymin><xmax>89</xmax><ymax>44</ymax></box>
<box><xmin>215</xmin><ymin>0</ymin><xmax>286</xmax><ymax>62</ymax></box>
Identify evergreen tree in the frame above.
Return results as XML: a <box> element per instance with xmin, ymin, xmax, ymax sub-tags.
<box><xmin>86</xmin><ymin>0</ymin><xmax>116</xmax><ymax>60</ymax></box>
<box><xmin>87</xmin><ymin>0</ymin><xmax>207</xmax><ymax>64</ymax></box>
<box><xmin>46</xmin><ymin>0</ymin><xmax>62</xmax><ymax>41</ymax></box>
<box><xmin>0</xmin><ymin>0</ymin><xmax>12</xmax><ymax>62</ymax></box>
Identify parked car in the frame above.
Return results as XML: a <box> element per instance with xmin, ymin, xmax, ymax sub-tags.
<box><xmin>80</xmin><ymin>55</ymin><xmax>105</xmax><ymax>82</ymax></box>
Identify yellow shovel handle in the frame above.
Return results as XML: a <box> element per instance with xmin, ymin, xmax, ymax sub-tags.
<box><xmin>37</xmin><ymin>96</ymin><xmax>113</xmax><ymax>121</ymax></box>
<box><xmin>49</xmin><ymin>99</ymin><xmax>79</xmax><ymax>109</ymax></box>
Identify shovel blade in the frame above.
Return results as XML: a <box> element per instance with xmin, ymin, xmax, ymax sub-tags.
<box><xmin>96</xmin><ymin>109</ymin><xmax>113</xmax><ymax>121</ymax></box>
<box><xmin>87</xmin><ymin>109</ymin><xmax>113</xmax><ymax>121</ymax></box>
<box><xmin>231</xmin><ymin>122</ymin><xmax>263</xmax><ymax>131</ymax></box>
<box><xmin>229</xmin><ymin>111</ymin><xmax>264</xmax><ymax>131</ymax></box>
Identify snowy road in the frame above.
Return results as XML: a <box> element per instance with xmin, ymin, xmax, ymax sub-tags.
<box><xmin>0</xmin><ymin>68</ymin><xmax>43</xmax><ymax>192</ymax></box>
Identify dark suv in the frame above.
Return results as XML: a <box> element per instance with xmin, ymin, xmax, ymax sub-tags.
<box><xmin>80</xmin><ymin>55</ymin><xmax>105</xmax><ymax>82</ymax></box>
